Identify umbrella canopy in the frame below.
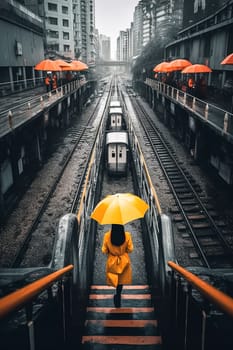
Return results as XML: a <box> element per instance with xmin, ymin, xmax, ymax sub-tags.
<box><xmin>90</xmin><ymin>192</ymin><xmax>149</xmax><ymax>225</ymax></box>
<box><xmin>181</xmin><ymin>64</ymin><xmax>212</xmax><ymax>74</ymax></box>
<box><xmin>54</xmin><ymin>59</ymin><xmax>74</xmax><ymax>71</ymax></box>
<box><xmin>69</xmin><ymin>60</ymin><xmax>88</xmax><ymax>71</ymax></box>
<box><xmin>153</xmin><ymin>61</ymin><xmax>171</xmax><ymax>73</ymax></box>
<box><xmin>221</xmin><ymin>53</ymin><xmax>233</xmax><ymax>65</ymax></box>
<box><xmin>168</xmin><ymin>59</ymin><xmax>192</xmax><ymax>71</ymax></box>
<box><xmin>34</xmin><ymin>59</ymin><xmax>62</xmax><ymax>71</ymax></box>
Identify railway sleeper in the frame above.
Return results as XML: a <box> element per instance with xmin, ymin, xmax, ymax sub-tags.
<box><xmin>173</xmin><ymin>213</ymin><xmax>218</xmax><ymax>222</ymax></box>
<box><xmin>177</xmin><ymin>223</ymin><xmax>218</xmax><ymax>233</ymax></box>
<box><xmin>178</xmin><ymin>193</ymin><xmax>196</xmax><ymax>199</ymax></box>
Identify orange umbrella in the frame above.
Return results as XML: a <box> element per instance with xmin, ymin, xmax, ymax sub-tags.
<box><xmin>221</xmin><ymin>53</ymin><xmax>233</xmax><ymax>65</ymax></box>
<box><xmin>153</xmin><ymin>61</ymin><xmax>171</xmax><ymax>72</ymax></box>
<box><xmin>181</xmin><ymin>64</ymin><xmax>212</xmax><ymax>74</ymax></box>
<box><xmin>34</xmin><ymin>59</ymin><xmax>62</xmax><ymax>71</ymax></box>
<box><xmin>55</xmin><ymin>59</ymin><xmax>74</xmax><ymax>71</ymax></box>
<box><xmin>69</xmin><ymin>60</ymin><xmax>88</xmax><ymax>71</ymax></box>
<box><xmin>168</xmin><ymin>59</ymin><xmax>192</xmax><ymax>71</ymax></box>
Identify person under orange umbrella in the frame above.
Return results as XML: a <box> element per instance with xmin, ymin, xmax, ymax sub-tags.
<box><xmin>102</xmin><ymin>224</ymin><xmax>134</xmax><ymax>307</ymax></box>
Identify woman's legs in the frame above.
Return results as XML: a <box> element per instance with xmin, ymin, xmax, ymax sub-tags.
<box><xmin>114</xmin><ymin>284</ymin><xmax>123</xmax><ymax>307</ymax></box>
<box><xmin>116</xmin><ymin>284</ymin><xmax>122</xmax><ymax>296</ymax></box>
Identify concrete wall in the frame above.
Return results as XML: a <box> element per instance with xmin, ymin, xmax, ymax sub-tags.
<box><xmin>0</xmin><ymin>0</ymin><xmax>44</xmax><ymax>67</ymax></box>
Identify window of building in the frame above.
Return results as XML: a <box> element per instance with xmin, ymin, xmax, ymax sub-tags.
<box><xmin>62</xmin><ymin>6</ymin><xmax>68</xmax><ymax>14</ymax></box>
<box><xmin>48</xmin><ymin>17</ymin><xmax>58</xmax><ymax>25</ymax></box>
<box><xmin>63</xmin><ymin>19</ymin><xmax>69</xmax><ymax>27</ymax></box>
<box><xmin>48</xmin><ymin>44</ymin><xmax>59</xmax><ymax>51</ymax></box>
<box><xmin>48</xmin><ymin>3</ymin><xmax>57</xmax><ymax>11</ymax></box>
<box><xmin>63</xmin><ymin>32</ymin><xmax>69</xmax><ymax>40</ymax></box>
<box><xmin>49</xmin><ymin>30</ymin><xmax>59</xmax><ymax>39</ymax></box>
<box><xmin>64</xmin><ymin>45</ymin><xmax>70</xmax><ymax>52</ymax></box>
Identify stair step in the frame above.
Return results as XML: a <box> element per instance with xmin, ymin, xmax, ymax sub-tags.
<box><xmin>84</xmin><ymin>319</ymin><xmax>159</xmax><ymax>335</ymax></box>
<box><xmin>91</xmin><ymin>285</ymin><xmax>150</xmax><ymax>289</ymax></box>
<box><xmin>82</xmin><ymin>335</ymin><xmax>162</xmax><ymax>345</ymax></box>
<box><xmin>81</xmin><ymin>285</ymin><xmax>162</xmax><ymax>349</ymax></box>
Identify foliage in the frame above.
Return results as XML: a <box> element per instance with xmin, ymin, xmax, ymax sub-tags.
<box><xmin>132</xmin><ymin>19</ymin><xmax>181</xmax><ymax>80</ymax></box>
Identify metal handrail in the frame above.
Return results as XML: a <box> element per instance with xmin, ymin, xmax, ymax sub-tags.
<box><xmin>0</xmin><ymin>264</ymin><xmax>73</xmax><ymax>319</ymax></box>
<box><xmin>145</xmin><ymin>78</ymin><xmax>233</xmax><ymax>138</ymax></box>
<box><xmin>168</xmin><ymin>261</ymin><xmax>233</xmax><ymax>317</ymax></box>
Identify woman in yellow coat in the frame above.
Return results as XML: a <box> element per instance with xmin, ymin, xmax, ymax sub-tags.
<box><xmin>102</xmin><ymin>224</ymin><xmax>134</xmax><ymax>307</ymax></box>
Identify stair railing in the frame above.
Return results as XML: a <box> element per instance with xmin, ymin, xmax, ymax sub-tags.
<box><xmin>0</xmin><ymin>265</ymin><xmax>73</xmax><ymax>350</ymax></box>
<box><xmin>167</xmin><ymin>261</ymin><xmax>233</xmax><ymax>350</ymax></box>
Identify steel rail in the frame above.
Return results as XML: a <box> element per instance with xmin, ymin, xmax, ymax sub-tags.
<box><xmin>133</xmin><ymin>98</ymin><xmax>233</xmax><ymax>268</ymax></box>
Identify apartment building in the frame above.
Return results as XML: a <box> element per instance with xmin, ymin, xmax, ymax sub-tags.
<box><xmin>99</xmin><ymin>34</ymin><xmax>111</xmax><ymax>61</ymax></box>
<box><xmin>19</xmin><ymin>0</ymin><xmax>96</xmax><ymax>64</ymax></box>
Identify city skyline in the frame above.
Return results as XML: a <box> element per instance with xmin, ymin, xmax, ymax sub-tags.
<box><xmin>95</xmin><ymin>0</ymin><xmax>139</xmax><ymax>59</ymax></box>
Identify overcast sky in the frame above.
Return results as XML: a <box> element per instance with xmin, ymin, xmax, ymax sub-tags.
<box><xmin>95</xmin><ymin>0</ymin><xmax>139</xmax><ymax>59</ymax></box>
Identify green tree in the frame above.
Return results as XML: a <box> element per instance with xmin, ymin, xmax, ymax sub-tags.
<box><xmin>132</xmin><ymin>17</ymin><xmax>181</xmax><ymax>81</ymax></box>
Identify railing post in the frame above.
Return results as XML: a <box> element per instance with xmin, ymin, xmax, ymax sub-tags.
<box><xmin>183</xmin><ymin>93</ymin><xmax>186</xmax><ymax>105</ymax></box>
<box><xmin>26</xmin><ymin>304</ymin><xmax>35</xmax><ymax>350</ymax></box>
<box><xmin>201</xmin><ymin>310</ymin><xmax>207</xmax><ymax>350</ymax></box>
<box><xmin>224</xmin><ymin>112</ymin><xmax>229</xmax><ymax>132</ymax></box>
<box><xmin>192</xmin><ymin>97</ymin><xmax>196</xmax><ymax>110</ymax></box>
<box><xmin>205</xmin><ymin>103</ymin><xmax>209</xmax><ymax>119</ymax></box>
<box><xmin>184</xmin><ymin>284</ymin><xmax>191</xmax><ymax>350</ymax></box>
<box><xmin>40</xmin><ymin>95</ymin><xmax>44</xmax><ymax>107</ymax></box>
<box><xmin>8</xmin><ymin>110</ymin><xmax>13</xmax><ymax>129</ymax></box>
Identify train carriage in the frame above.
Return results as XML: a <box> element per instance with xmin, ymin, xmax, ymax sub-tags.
<box><xmin>109</xmin><ymin>100</ymin><xmax>121</xmax><ymax>108</ymax></box>
<box><xmin>105</xmin><ymin>131</ymin><xmax>128</xmax><ymax>176</ymax></box>
<box><xmin>108</xmin><ymin>106</ymin><xmax>124</xmax><ymax>130</ymax></box>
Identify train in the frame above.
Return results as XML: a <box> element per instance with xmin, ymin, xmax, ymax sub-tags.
<box><xmin>105</xmin><ymin>99</ymin><xmax>128</xmax><ymax>176</ymax></box>
<box><xmin>105</xmin><ymin>131</ymin><xmax>129</xmax><ymax>176</ymax></box>
<box><xmin>107</xmin><ymin>99</ymin><xmax>126</xmax><ymax>130</ymax></box>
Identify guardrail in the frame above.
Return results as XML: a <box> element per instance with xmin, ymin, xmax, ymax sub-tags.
<box><xmin>145</xmin><ymin>78</ymin><xmax>233</xmax><ymax>138</ymax></box>
<box><xmin>0</xmin><ymin>265</ymin><xmax>74</xmax><ymax>350</ymax></box>
<box><xmin>0</xmin><ymin>79</ymin><xmax>87</xmax><ymax>138</ymax></box>
<box><xmin>167</xmin><ymin>261</ymin><xmax>233</xmax><ymax>350</ymax></box>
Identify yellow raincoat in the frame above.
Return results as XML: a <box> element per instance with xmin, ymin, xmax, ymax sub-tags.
<box><xmin>102</xmin><ymin>230</ymin><xmax>134</xmax><ymax>288</ymax></box>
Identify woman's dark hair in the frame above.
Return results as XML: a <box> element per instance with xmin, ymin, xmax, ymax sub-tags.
<box><xmin>110</xmin><ymin>224</ymin><xmax>125</xmax><ymax>246</ymax></box>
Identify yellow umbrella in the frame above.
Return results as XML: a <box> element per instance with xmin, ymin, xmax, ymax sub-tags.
<box><xmin>91</xmin><ymin>193</ymin><xmax>149</xmax><ymax>225</ymax></box>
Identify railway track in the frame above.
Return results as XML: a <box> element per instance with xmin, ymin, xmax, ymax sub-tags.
<box><xmin>2</xmin><ymin>84</ymin><xmax>113</xmax><ymax>268</ymax></box>
<box><xmin>133</xmin><ymin>99</ymin><xmax>233</xmax><ymax>268</ymax></box>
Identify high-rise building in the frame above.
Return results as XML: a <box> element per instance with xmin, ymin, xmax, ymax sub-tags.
<box><xmin>117</xmin><ymin>31</ymin><xmax>129</xmax><ymax>61</ymax></box>
<box><xmin>78</xmin><ymin>0</ymin><xmax>96</xmax><ymax>65</ymax></box>
<box><xmin>18</xmin><ymin>0</ymin><xmax>96</xmax><ymax>64</ymax></box>
<box><xmin>155</xmin><ymin>0</ymin><xmax>183</xmax><ymax>41</ymax></box>
<box><xmin>22</xmin><ymin>0</ymin><xmax>74</xmax><ymax>58</ymax></box>
<box><xmin>99</xmin><ymin>34</ymin><xmax>111</xmax><ymax>61</ymax></box>
<box><xmin>133</xmin><ymin>2</ymin><xmax>143</xmax><ymax>57</ymax></box>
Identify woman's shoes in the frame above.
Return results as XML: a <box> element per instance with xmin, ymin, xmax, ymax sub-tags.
<box><xmin>114</xmin><ymin>294</ymin><xmax>121</xmax><ymax>308</ymax></box>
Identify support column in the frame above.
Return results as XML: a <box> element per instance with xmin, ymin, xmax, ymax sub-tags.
<box><xmin>22</xmin><ymin>66</ymin><xmax>27</xmax><ymax>89</ymax></box>
<box><xmin>9</xmin><ymin>67</ymin><xmax>14</xmax><ymax>92</ymax></box>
